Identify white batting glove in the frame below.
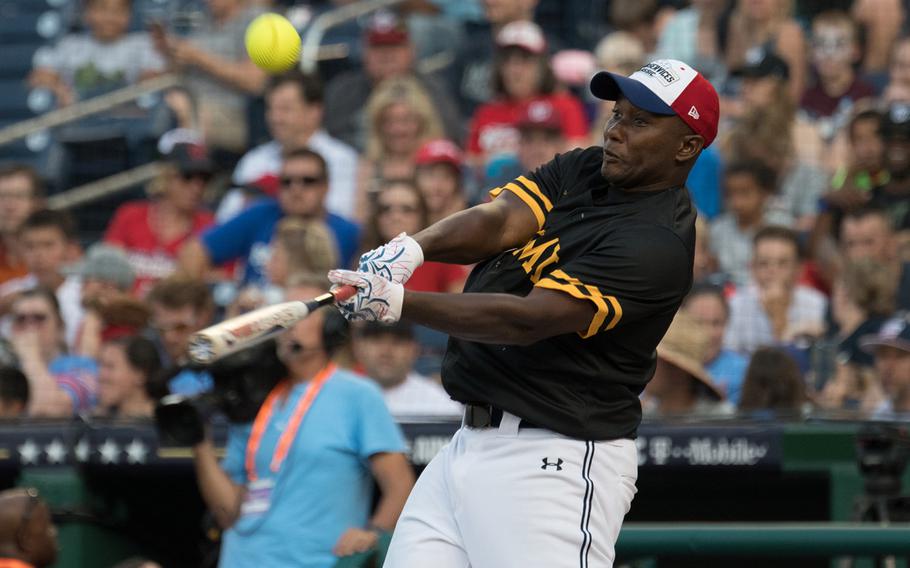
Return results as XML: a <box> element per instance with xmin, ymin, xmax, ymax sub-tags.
<box><xmin>357</xmin><ymin>232</ymin><xmax>424</xmax><ymax>284</ymax></box>
<box><xmin>328</xmin><ymin>269</ymin><xmax>404</xmax><ymax>323</ymax></box>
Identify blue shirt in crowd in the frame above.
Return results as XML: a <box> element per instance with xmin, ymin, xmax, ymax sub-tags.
<box><xmin>48</xmin><ymin>355</ymin><xmax>98</xmax><ymax>413</ymax></box>
<box><xmin>705</xmin><ymin>349</ymin><xmax>748</xmax><ymax>405</ymax></box>
<box><xmin>168</xmin><ymin>368</ymin><xmax>214</xmax><ymax>396</ymax></box>
<box><xmin>686</xmin><ymin>144</ymin><xmax>723</xmax><ymax>220</ymax></box>
<box><xmin>219</xmin><ymin>369</ymin><xmax>406</xmax><ymax>568</ymax></box>
<box><xmin>201</xmin><ymin>200</ymin><xmax>360</xmax><ymax>285</ymax></box>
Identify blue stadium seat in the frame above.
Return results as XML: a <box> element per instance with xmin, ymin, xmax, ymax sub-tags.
<box><xmin>0</xmin><ymin>43</ymin><xmax>41</xmax><ymax>80</ymax></box>
<box><xmin>0</xmin><ymin>123</ymin><xmax>53</xmax><ymax>173</ymax></box>
<box><xmin>0</xmin><ymin>10</ymin><xmax>65</xmax><ymax>43</ymax></box>
<box><xmin>0</xmin><ymin>82</ymin><xmax>55</xmax><ymax>121</ymax></box>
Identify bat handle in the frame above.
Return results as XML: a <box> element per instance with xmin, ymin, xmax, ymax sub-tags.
<box><xmin>331</xmin><ymin>285</ymin><xmax>357</xmax><ymax>302</ymax></box>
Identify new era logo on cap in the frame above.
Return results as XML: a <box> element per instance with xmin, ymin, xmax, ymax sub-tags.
<box><xmin>590</xmin><ymin>59</ymin><xmax>719</xmax><ymax>146</ymax></box>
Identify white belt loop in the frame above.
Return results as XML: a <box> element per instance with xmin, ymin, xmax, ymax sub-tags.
<box><xmin>498</xmin><ymin>411</ymin><xmax>521</xmax><ymax>436</ymax></box>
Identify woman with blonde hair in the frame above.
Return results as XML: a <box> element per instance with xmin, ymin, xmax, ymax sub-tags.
<box><xmin>356</xmin><ymin>77</ymin><xmax>445</xmax><ymax>220</ymax></box>
<box><xmin>818</xmin><ymin>259</ymin><xmax>897</xmax><ymax>414</ymax></box>
<box><xmin>722</xmin><ymin>60</ymin><xmax>826</xmax><ymax>231</ymax></box>
<box><xmin>725</xmin><ymin>0</ymin><xmax>807</xmax><ymax>101</ymax></box>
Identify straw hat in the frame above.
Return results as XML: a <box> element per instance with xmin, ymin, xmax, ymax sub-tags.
<box><xmin>656</xmin><ymin>311</ymin><xmax>725</xmax><ymax>401</ymax></box>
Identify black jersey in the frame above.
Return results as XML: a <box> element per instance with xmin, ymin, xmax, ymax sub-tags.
<box><xmin>441</xmin><ymin>146</ymin><xmax>696</xmax><ymax>440</ymax></box>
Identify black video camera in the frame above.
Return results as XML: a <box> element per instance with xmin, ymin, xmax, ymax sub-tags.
<box><xmin>154</xmin><ymin>340</ymin><xmax>288</xmax><ymax>446</ymax></box>
<box><xmin>856</xmin><ymin>423</ymin><xmax>910</xmax><ymax>498</ymax></box>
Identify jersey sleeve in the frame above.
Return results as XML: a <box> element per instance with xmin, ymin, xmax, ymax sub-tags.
<box><xmin>488</xmin><ymin>155</ymin><xmax>564</xmax><ymax>230</ymax></box>
<box><xmin>353</xmin><ymin>381</ymin><xmax>407</xmax><ymax>462</ymax></box>
<box><xmin>535</xmin><ymin>228</ymin><xmax>691</xmax><ymax>339</ymax></box>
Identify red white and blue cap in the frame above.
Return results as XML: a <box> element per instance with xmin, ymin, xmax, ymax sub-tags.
<box><xmin>590</xmin><ymin>59</ymin><xmax>720</xmax><ymax>147</ymax></box>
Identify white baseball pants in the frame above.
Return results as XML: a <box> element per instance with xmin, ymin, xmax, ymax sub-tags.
<box><xmin>384</xmin><ymin>412</ymin><xmax>638</xmax><ymax>568</ymax></box>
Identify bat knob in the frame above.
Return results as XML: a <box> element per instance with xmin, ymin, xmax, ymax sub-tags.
<box><xmin>187</xmin><ymin>335</ymin><xmax>215</xmax><ymax>365</ymax></box>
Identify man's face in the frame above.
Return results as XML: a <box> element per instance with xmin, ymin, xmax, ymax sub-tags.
<box><xmin>278</xmin><ymin>156</ymin><xmax>328</xmax><ymax>217</ymax></box>
<box><xmin>684</xmin><ymin>295</ymin><xmax>727</xmax><ymax>364</ymax></box>
<box><xmin>150</xmin><ymin>304</ymin><xmax>204</xmax><ymax>363</ymax></box>
<box><xmin>740</xmin><ymin>76</ymin><xmax>779</xmax><ymax>108</ymax></box>
<box><xmin>0</xmin><ymin>173</ymin><xmax>37</xmax><ymax>235</ymax></box>
<box><xmin>85</xmin><ymin>0</ymin><xmax>131</xmax><ymax>42</ymax></box>
<box><xmin>875</xmin><ymin>346</ymin><xmax>910</xmax><ymax>406</ymax></box>
<box><xmin>165</xmin><ymin>169</ymin><xmax>208</xmax><ymax>213</ymax></box>
<box><xmin>841</xmin><ymin>215</ymin><xmax>893</xmax><ymax>262</ymax></box>
<box><xmin>266</xmin><ymin>83</ymin><xmax>318</xmax><ymax>147</ymax></box>
<box><xmin>364</xmin><ymin>43</ymin><xmax>413</xmax><ymax>82</ymax></box>
<box><xmin>519</xmin><ymin>128</ymin><xmax>565</xmax><ymax>171</ymax></box>
<box><xmin>601</xmin><ymin>97</ymin><xmax>691</xmax><ymax>188</ymax></box>
<box><xmin>353</xmin><ymin>333</ymin><xmax>418</xmax><ymax>389</ymax></box>
<box><xmin>20</xmin><ymin>227</ymin><xmax>72</xmax><ymax>287</ymax></box>
<box><xmin>751</xmin><ymin>237</ymin><xmax>799</xmax><ymax>290</ymax></box>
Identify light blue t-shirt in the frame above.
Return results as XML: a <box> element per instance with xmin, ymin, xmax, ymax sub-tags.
<box><xmin>705</xmin><ymin>349</ymin><xmax>749</xmax><ymax>405</ymax></box>
<box><xmin>219</xmin><ymin>369</ymin><xmax>406</xmax><ymax>568</ymax></box>
<box><xmin>168</xmin><ymin>368</ymin><xmax>213</xmax><ymax>396</ymax></box>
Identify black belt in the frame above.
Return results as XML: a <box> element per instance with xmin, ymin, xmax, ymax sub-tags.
<box><xmin>463</xmin><ymin>403</ymin><xmax>541</xmax><ymax>429</ymax></box>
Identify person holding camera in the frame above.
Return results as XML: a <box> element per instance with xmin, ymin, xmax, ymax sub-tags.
<box><xmin>189</xmin><ymin>274</ymin><xmax>414</xmax><ymax>567</ymax></box>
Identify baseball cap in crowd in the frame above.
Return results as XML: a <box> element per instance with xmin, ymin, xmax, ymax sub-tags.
<box><xmin>590</xmin><ymin>59</ymin><xmax>720</xmax><ymax>146</ymax></box>
<box><xmin>517</xmin><ymin>100</ymin><xmax>563</xmax><ymax>133</ymax></box>
<box><xmin>496</xmin><ymin>20</ymin><xmax>546</xmax><ymax>55</ymax></box>
<box><xmin>860</xmin><ymin>314</ymin><xmax>910</xmax><ymax>354</ymax></box>
<box><xmin>733</xmin><ymin>52</ymin><xmax>790</xmax><ymax>81</ymax></box>
<box><xmin>355</xmin><ymin>321</ymin><xmax>415</xmax><ymax>340</ymax></box>
<box><xmin>63</xmin><ymin>244</ymin><xmax>135</xmax><ymax>290</ymax></box>
<box><xmin>365</xmin><ymin>10</ymin><xmax>409</xmax><ymax>46</ymax></box>
<box><xmin>242</xmin><ymin>173</ymin><xmax>281</xmax><ymax>198</ymax></box>
<box><xmin>656</xmin><ymin>311</ymin><xmax>725</xmax><ymax>400</ymax></box>
<box><xmin>415</xmin><ymin>139</ymin><xmax>464</xmax><ymax>169</ymax></box>
<box><xmin>881</xmin><ymin>103</ymin><xmax>910</xmax><ymax>140</ymax></box>
<box><xmin>166</xmin><ymin>142</ymin><xmax>216</xmax><ymax>176</ymax></box>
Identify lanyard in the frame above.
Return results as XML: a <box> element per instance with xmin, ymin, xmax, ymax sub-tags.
<box><xmin>245</xmin><ymin>363</ymin><xmax>335</xmax><ymax>481</ymax></box>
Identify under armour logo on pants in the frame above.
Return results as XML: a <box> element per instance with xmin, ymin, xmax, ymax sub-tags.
<box><xmin>541</xmin><ymin>457</ymin><xmax>563</xmax><ymax>471</ymax></box>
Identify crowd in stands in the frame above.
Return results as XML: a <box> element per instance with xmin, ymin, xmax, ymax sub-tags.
<box><xmin>3</xmin><ymin>0</ymin><xmax>910</xmax><ymax>426</ymax></box>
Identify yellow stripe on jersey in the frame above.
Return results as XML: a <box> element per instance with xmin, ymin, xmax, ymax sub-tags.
<box><xmin>536</xmin><ymin>269</ymin><xmax>622</xmax><ymax>338</ymax></box>
<box><xmin>516</xmin><ymin>176</ymin><xmax>554</xmax><ymax>212</ymax></box>
<box><xmin>504</xmin><ymin>183</ymin><xmax>546</xmax><ymax>229</ymax></box>
<box><xmin>488</xmin><ymin>177</ymin><xmax>553</xmax><ymax>230</ymax></box>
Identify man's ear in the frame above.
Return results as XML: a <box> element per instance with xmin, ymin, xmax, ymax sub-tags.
<box><xmin>676</xmin><ymin>135</ymin><xmax>705</xmax><ymax>164</ymax></box>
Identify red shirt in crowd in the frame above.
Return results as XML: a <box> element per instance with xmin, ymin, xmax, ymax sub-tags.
<box><xmin>104</xmin><ymin>201</ymin><xmax>214</xmax><ymax>295</ymax></box>
<box><xmin>0</xmin><ymin>242</ymin><xmax>28</xmax><ymax>286</ymax></box>
<box><xmin>405</xmin><ymin>262</ymin><xmax>470</xmax><ymax>293</ymax></box>
<box><xmin>467</xmin><ymin>92</ymin><xmax>588</xmax><ymax>159</ymax></box>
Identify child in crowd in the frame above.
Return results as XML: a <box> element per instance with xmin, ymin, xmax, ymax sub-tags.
<box><xmin>800</xmin><ymin>11</ymin><xmax>876</xmax><ymax>141</ymax></box>
<box><xmin>710</xmin><ymin>161</ymin><xmax>792</xmax><ymax>286</ymax></box>
<box><xmin>0</xmin><ymin>210</ymin><xmax>83</xmax><ymax>347</ymax></box>
<box><xmin>28</xmin><ymin>0</ymin><xmax>165</xmax><ymax>105</ymax></box>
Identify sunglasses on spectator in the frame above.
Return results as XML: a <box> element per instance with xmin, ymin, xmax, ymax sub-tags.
<box><xmin>13</xmin><ymin>312</ymin><xmax>48</xmax><ymax>326</ymax></box>
<box><xmin>378</xmin><ymin>203</ymin><xmax>419</xmax><ymax>215</ymax></box>
<box><xmin>281</xmin><ymin>175</ymin><xmax>325</xmax><ymax>188</ymax></box>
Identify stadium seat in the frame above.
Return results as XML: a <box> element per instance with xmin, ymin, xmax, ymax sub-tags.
<box><xmin>0</xmin><ymin>82</ymin><xmax>54</xmax><ymax>121</ymax></box>
<box><xmin>0</xmin><ymin>43</ymin><xmax>41</xmax><ymax>80</ymax></box>
<box><xmin>0</xmin><ymin>10</ymin><xmax>65</xmax><ymax>43</ymax></box>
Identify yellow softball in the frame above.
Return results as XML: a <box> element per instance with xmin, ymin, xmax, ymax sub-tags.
<box><xmin>245</xmin><ymin>13</ymin><xmax>301</xmax><ymax>74</ymax></box>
